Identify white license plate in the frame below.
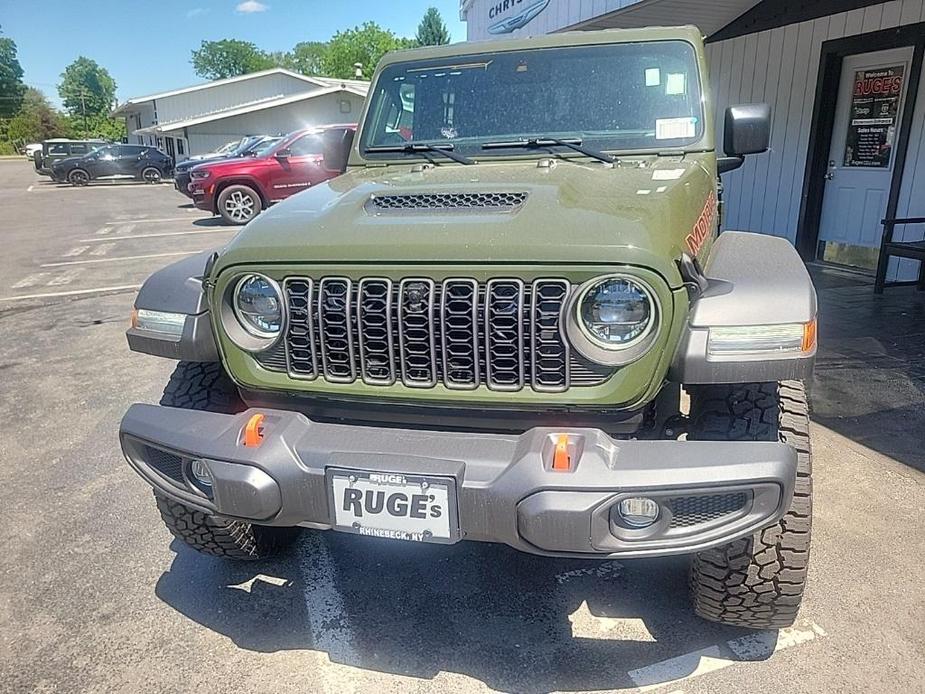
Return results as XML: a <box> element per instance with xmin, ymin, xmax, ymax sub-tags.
<box><xmin>328</xmin><ymin>469</ymin><xmax>458</xmax><ymax>543</ymax></box>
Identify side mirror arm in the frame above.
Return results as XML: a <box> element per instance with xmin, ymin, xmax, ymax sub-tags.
<box><xmin>717</xmin><ymin>156</ymin><xmax>745</xmax><ymax>175</ymax></box>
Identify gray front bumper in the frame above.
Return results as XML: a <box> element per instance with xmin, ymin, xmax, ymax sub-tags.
<box><xmin>120</xmin><ymin>404</ymin><xmax>797</xmax><ymax>558</ymax></box>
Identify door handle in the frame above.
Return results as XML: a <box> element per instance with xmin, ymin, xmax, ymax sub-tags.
<box><xmin>824</xmin><ymin>171</ymin><xmax>835</xmax><ymax>181</ymax></box>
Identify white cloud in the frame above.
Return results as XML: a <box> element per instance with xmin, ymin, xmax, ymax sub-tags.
<box><xmin>235</xmin><ymin>1</ymin><xmax>268</xmax><ymax>13</ymax></box>
<box><xmin>186</xmin><ymin>7</ymin><xmax>209</xmax><ymax>18</ymax></box>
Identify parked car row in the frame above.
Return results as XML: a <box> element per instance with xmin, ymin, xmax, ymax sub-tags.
<box><xmin>29</xmin><ymin>124</ymin><xmax>357</xmax><ymax>225</ymax></box>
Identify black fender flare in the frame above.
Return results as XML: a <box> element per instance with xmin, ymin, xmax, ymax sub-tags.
<box><xmin>670</xmin><ymin>231</ymin><xmax>817</xmax><ymax>384</ymax></box>
<box><xmin>125</xmin><ymin>251</ymin><xmax>219</xmax><ymax>361</ymax></box>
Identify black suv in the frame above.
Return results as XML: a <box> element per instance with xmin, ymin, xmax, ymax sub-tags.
<box><xmin>52</xmin><ymin>144</ymin><xmax>173</xmax><ymax>186</ymax></box>
<box><xmin>174</xmin><ymin>135</ymin><xmax>280</xmax><ymax>199</ymax></box>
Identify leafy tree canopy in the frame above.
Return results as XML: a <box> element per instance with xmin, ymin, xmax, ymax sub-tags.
<box><xmin>58</xmin><ymin>57</ymin><xmax>117</xmax><ymax>117</ymax></box>
<box><xmin>283</xmin><ymin>41</ymin><xmax>330</xmax><ymax>76</ymax></box>
<box><xmin>5</xmin><ymin>88</ymin><xmax>72</xmax><ymax>143</ymax></box>
<box><xmin>191</xmin><ymin>39</ymin><xmax>275</xmax><ymax>80</ymax></box>
<box><xmin>415</xmin><ymin>7</ymin><xmax>451</xmax><ymax>47</ymax></box>
<box><xmin>0</xmin><ymin>30</ymin><xmax>27</xmax><ymax>118</ymax></box>
<box><xmin>323</xmin><ymin>22</ymin><xmax>414</xmax><ymax>80</ymax></box>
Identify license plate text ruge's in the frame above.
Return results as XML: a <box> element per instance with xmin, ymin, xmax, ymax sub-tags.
<box><xmin>342</xmin><ymin>472</ymin><xmax>444</xmax><ymax>523</ymax></box>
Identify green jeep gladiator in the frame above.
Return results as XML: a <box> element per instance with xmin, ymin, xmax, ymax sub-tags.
<box><xmin>120</xmin><ymin>26</ymin><xmax>816</xmax><ymax>629</ymax></box>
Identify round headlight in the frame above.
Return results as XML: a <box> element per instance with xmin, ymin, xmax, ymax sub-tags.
<box><xmin>578</xmin><ymin>277</ymin><xmax>654</xmax><ymax>348</ymax></box>
<box><xmin>233</xmin><ymin>274</ymin><xmax>283</xmax><ymax>338</ymax></box>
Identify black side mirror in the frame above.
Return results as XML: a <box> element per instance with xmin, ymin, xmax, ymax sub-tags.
<box><xmin>718</xmin><ymin>103</ymin><xmax>771</xmax><ymax>174</ymax></box>
<box><xmin>322</xmin><ymin>129</ymin><xmax>355</xmax><ymax>173</ymax></box>
<box><xmin>275</xmin><ymin>148</ymin><xmax>291</xmax><ymax>160</ymax></box>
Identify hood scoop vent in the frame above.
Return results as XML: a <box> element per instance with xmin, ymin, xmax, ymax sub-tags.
<box><xmin>368</xmin><ymin>192</ymin><xmax>528</xmax><ymax>214</ymax></box>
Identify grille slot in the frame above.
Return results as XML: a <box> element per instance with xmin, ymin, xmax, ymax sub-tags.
<box><xmin>398</xmin><ymin>278</ymin><xmax>437</xmax><ymax>387</ymax></box>
<box><xmin>669</xmin><ymin>492</ymin><xmax>749</xmax><ymax>528</ymax></box>
<box><xmin>485</xmin><ymin>279</ymin><xmax>525</xmax><ymax>391</ymax></box>
<box><xmin>371</xmin><ymin>192</ymin><xmax>527</xmax><ymax>211</ymax></box>
<box><xmin>441</xmin><ymin>279</ymin><xmax>480</xmax><ymax>389</ymax></box>
<box><xmin>531</xmin><ymin>280</ymin><xmax>570</xmax><ymax>392</ymax></box>
<box><xmin>318</xmin><ymin>278</ymin><xmax>355</xmax><ymax>382</ymax></box>
<box><xmin>285</xmin><ymin>278</ymin><xmax>318</xmax><ymax>379</ymax></box>
<box><xmin>357</xmin><ymin>278</ymin><xmax>395</xmax><ymax>385</ymax></box>
<box><xmin>281</xmin><ymin>276</ymin><xmax>616</xmax><ymax>391</ymax></box>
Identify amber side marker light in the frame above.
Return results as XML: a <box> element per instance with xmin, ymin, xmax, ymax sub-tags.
<box><xmin>552</xmin><ymin>435</ymin><xmax>571</xmax><ymax>472</ymax></box>
<box><xmin>243</xmin><ymin>413</ymin><xmax>266</xmax><ymax>448</ymax></box>
<box><xmin>802</xmin><ymin>318</ymin><xmax>817</xmax><ymax>353</ymax></box>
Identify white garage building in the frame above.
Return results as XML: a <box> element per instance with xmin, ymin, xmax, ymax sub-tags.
<box><xmin>113</xmin><ymin>68</ymin><xmax>368</xmax><ymax>162</ymax></box>
<box><xmin>461</xmin><ymin>0</ymin><xmax>925</xmax><ymax>284</ymax></box>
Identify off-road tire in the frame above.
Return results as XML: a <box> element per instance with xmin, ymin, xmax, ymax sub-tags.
<box><xmin>68</xmin><ymin>168</ymin><xmax>90</xmax><ymax>186</ymax></box>
<box><xmin>154</xmin><ymin>361</ymin><xmax>300</xmax><ymax>560</ymax></box>
<box><xmin>687</xmin><ymin>381</ymin><xmax>812</xmax><ymax>629</ymax></box>
<box><xmin>155</xmin><ymin>493</ymin><xmax>300</xmax><ymax>560</ymax></box>
<box><xmin>217</xmin><ymin>184</ymin><xmax>262</xmax><ymax>225</ymax></box>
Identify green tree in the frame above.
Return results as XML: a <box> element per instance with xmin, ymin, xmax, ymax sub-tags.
<box><xmin>284</xmin><ymin>41</ymin><xmax>331</xmax><ymax>76</ymax></box>
<box><xmin>6</xmin><ymin>88</ymin><xmax>72</xmax><ymax>143</ymax></box>
<box><xmin>415</xmin><ymin>7</ymin><xmax>451</xmax><ymax>47</ymax></box>
<box><xmin>323</xmin><ymin>22</ymin><xmax>414</xmax><ymax>80</ymax></box>
<box><xmin>191</xmin><ymin>39</ymin><xmax>274</xmax><ymax>80</ymax></box>
<box><xmin>82</xmin><ymin>113</ymin><xmax>126</xmax><ymax>141</ymax></box>
<box><xmin>0</xmin><ymin>28</ymin><xmax>27</xmax><ymax>118</ymax></box>
<box><xmin>58</xmin><ymin>57</ymin><xmax>117</xmax><ymax>118</ymax></box>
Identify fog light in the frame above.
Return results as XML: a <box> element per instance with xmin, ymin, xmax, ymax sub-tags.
<box><xmin>190</xmin><ymin>459</ymin><xmax>213</xmax><ymax>487</ymax></box>
<box><xmin>615</xmin><ymin>497</ymin><xmax>660</xmax><ymax>528</ymax></box>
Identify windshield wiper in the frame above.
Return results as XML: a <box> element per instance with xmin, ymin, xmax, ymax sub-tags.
<box><xmin>365</xmin><ymin>142</ymin><xmax>474</xmax><ymax>165</ymax></box>
<box><xmin>481</xmin><ymin>137</ymin><xmax>614</xmax><ymax>164</ymax></box>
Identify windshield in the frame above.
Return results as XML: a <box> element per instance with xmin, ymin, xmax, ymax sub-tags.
<box><xmin>360</xmin><ymin>41</ymin><xmax>704</xmax><ymax>158</ymax></box>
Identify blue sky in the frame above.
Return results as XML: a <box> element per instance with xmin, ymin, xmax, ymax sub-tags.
<box><xmin>1</xmin><ymin>0</ymin><xmax>468</xmax><ymax>106</ymax></box>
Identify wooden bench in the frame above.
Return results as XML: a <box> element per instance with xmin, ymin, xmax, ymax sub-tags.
<box><xmin>874</xmin><ymin>216</ymin><xmax>925</xmax><ymax>293</ymax></box>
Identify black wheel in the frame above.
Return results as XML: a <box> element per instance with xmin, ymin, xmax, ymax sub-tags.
<box><xmin>140</xmin><ymin>166</ymin><xmax>163</xmax><ymax>184</ymax></box>
<box><xmin>217</xmin><ymin>184</ymin><xmax>262</xmax><ymax>225</ymax></box>
<box><xmin>68</xmin><ymin>168</ymin><xmax>90</xmax><ymax>186</ymax></box>
<box><xmin>687</xmin><ymin>381</ymin><xmax>812</xmax><ymax>629</ymax></box>
<box><xmin>155</xmin><ymin>361</ymin><xmax>300</xmax><ymax>560</ymax></box>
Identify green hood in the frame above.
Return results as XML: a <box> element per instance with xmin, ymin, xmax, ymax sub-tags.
<box><xmin>215</xmin><ymin>154</ymin><xmax>717</xmax><ymax>288</ymax></box>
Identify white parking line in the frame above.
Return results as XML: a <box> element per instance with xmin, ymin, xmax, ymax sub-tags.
<box><xmin>108</xmin><ymin>216</ymin><xmax>205</xmax><ymax>225</ymax></box>
<box><xmin>40</xmin><ymin>251</ymin><xmax>198</xmax><ymax>268</ymax></box>
<box><xmin>0</xmin><ymin>284</ymin><xmax>141</xmax><ymax>302</ymax></box>
<box><xmin>11</xmin><ymin>272</ymin><xmax>51</xmax><ymax>289</ymax></box>
<box><xmin>47</xmin><ymin>268</ymin><xmax>84</xmax><ymax>286</ymax></box>
<box><xmin>62</xmin><ymin>246</ymin><xmax>89</xmax><ymax>257</ymax></box>
<box><xmin>27</xmin><ymin>184</ymin><xmax>34</xmax><ymax>192</ymax></box>
<box><xmin>297</xmin><ymin>534</ymin><xmax>359</xmax><ymax>664</ymax></box>
<box><xmin>78</xmin><ymin>228</ymin><xmax>234</xmax><ymax>243</ymax></box>
<box><xmin>628</xmin><ymin>621</ymin><xmax>825</xmax><ymax>692</ymax></box>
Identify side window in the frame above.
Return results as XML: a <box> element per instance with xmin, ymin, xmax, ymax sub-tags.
<box><xmin>48</xmin><ymin>143</ymin><xmax>68</xmax><ymax>155</ymax></box>
<box><xmin>70</xmin><ymin>143</ymin><xmax>89</xmax><ymax>155</ymax></box>
<box><xmin>288</xmin><ymin>135</ymin><xmax>324</xmax><ymax>157</ymax></box>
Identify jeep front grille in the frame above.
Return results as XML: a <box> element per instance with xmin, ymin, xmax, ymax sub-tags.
<box><xmin>278</xmin><ymin>276</ymin><xmax>603</xmax><ymax>392</ymax></box>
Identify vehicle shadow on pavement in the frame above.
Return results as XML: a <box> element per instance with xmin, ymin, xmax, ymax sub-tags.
<box><xmin>156</xmin><ymin>533</ymin><xmax>776</xmax><ymax>692</ymax></box>
<box><xmin>192</xmin><ymin>217</ymin><xmax>235</xmax><ymax>228</ymax></box>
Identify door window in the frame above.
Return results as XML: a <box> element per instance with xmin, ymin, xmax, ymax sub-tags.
<box><xmin>287</xmin><ymin>134</ymin><xmax>324</xmax><ymax>157</ymax></box>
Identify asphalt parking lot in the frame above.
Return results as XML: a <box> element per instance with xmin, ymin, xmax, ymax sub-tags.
<box><xmin>0</xmin><ymin>158</ymin><xmax>923</xmax><ymax>693</ymax></box>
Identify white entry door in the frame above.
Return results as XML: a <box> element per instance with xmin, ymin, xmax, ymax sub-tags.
<box><xmin>818</xmin><ymin>47</ymin><xmax>914</xmax><ymax>253</ymax></box>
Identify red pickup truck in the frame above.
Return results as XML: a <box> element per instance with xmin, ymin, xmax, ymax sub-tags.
<box><xmin>188</xmin><ymin>124</ymin><xmax>356</xmax><ymax>225</ymax></box>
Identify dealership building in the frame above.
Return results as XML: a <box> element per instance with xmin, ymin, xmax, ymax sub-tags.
<box><xmin>112</xmin><ymin>68</ymin><xmax>368</xmax><ymax>162</ymax></box>
<box><xmin>460</xmin><ymin>0</ymin><xmax>925</xmax><ymax>282</ymax></box>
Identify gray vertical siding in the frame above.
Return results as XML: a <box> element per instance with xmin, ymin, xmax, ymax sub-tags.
<box><xmin>706</xmin><ymin>0</ymin><xmax>925</xmax><ymax>262</ymax></box>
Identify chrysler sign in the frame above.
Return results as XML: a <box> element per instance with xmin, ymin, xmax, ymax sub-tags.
<box><xmin>488</xmin><ymin>0</ymin><xmax>550</xmax><ymax>35</ymax></box>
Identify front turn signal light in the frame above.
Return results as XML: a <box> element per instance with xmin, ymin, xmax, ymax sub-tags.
<box><xmin>243</xmin><ymin>413</ymin><xmax>266</xmax><ymax>448</ymax></box>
